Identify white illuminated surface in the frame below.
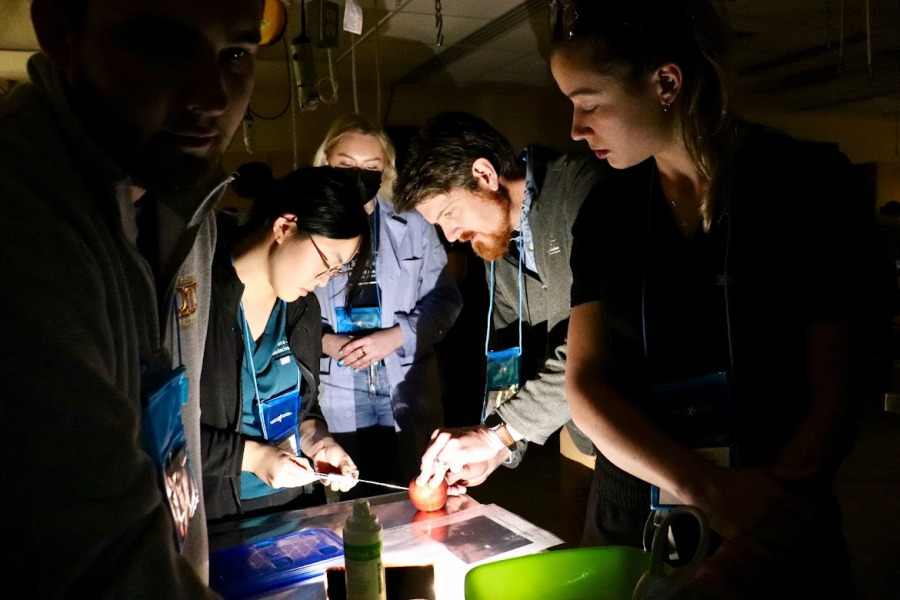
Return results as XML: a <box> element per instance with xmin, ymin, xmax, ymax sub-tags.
<box><xmin>211</xmin><ymin>496</ymin><xmax>563</xmax><ymax>600</ymax></box>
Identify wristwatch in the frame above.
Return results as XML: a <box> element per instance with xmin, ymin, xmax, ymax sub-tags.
<box><xmin>483</xmin><ymin>411</ymin><xmax>518</xmax><ymax>450</ymax></box>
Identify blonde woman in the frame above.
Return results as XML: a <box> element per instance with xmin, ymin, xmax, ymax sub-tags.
<box><xmin>313</xmin><ymin>114</ymin><xmax>463</xmax><ymax>497</ymax></box>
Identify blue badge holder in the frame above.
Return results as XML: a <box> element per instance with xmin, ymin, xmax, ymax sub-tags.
<box><xmin>482</xmin><ymin>346</ymin><xmax>522</xmax><ymax>418</ymax></box>
<box><xmin>141</xmin><ymin>365</ymin><xmax>199</xmax><ymax>547</ymax></box>
<box><xmin>486</xmin><ymin>347</ymin><xmax>522</xmax><ymax>390</ymax></box>
<box><xmin>332</xmin><ymin>207</ymin><xmax>383</xmax><ymax>336</ymax></box>
<box><xmin>257</xmin><ymin>388</ymin><xmax>302</xmax><ymax>455</ymax></box>
<box><xmin>335</xmin><ymin>305</ymin><xmax>382</xmax><ymax>333</ymax></box>
<box><xmin>482</xmin><ymin>242</ymin><xmax>525</xmax><ymax>420</ymax></box>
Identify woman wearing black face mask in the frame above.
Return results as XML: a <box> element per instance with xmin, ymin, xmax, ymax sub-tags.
<box><xmin>200</xmin><ymin>163</ymin><xmax>381</xmax><ymax>521</ymax></box>
<box><xmin>311</xmin><ymin>114</ymin><xmax>463</xmax><ymax>498</ymax></box>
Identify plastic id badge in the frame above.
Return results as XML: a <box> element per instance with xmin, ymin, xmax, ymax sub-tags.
<box><xmin>209</xmin><ymin>528</ymin><xmax>345</xmax><ymax>599</ymax></box>
<box><xmin>140</xmin><ymin>365</ymin><xmax>199</xmax><ymax>546</ymax></box>
<box><xmin>335</xmin><ymin>306</ymin><xmax>381</xmax><ymax>333</ymax></box>
<box><xmin>483</xmin><ymin>347</ymin><xmax>522</xmax><ymax>417</ymax></box>
<box><xmin>648</xmin><ymin>371</ymin><xmax>733</xmax><ymax>510</ymax></box>
<box><xmin>257</xmin><ymin>388</ymin><xmax>302</xmax><ymax>455</ymax></box>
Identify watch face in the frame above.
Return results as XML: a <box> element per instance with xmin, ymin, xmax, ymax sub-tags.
<box><xmin>483</xmin><ymin>412</ymin><xmax>504</xmax><ymax>429</ymax></box>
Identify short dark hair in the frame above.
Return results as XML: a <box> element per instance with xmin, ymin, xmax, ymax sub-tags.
<box><xmin>393</xmin><ymin>111</ymin><xmax>524</xmax><ymax>212</ymax></box>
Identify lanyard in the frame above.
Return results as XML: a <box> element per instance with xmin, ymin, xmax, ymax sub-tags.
<box><xmin>485</xmin><ymin>152</ymin><xmax>531</xmax><ymax>355</ymax></box>
<box><xmin>485</xmin><ymin>196</ymin><xmax>525</xmax><ymax>355</ymax></box>
<box><xmin>485</xmin><ymin>248</ymin><xmax>523</xmax><ymax>355</ymax></box>
<box><xmin>171</xmin><ymin>294</ymin><xmax>183</xmax><ymax>367</ymax></box>
<box><xmin>330</xmin><ymin>200</ymin><xmax>382</xmax><ymax>313</ymax></box>
<box><xmin>238</xmin><ymin>299</ymin><xmax>301</xmax><ymax>403</ymax></box>
<box><xmin>371</xmin><ymin>201</ymin><xmax>382</xmax><ymax>311</ymax></box>
<box><xmin>481</xmin><ymin>211</ymin><xmax>525</xmax><ymax>423</ymax></box>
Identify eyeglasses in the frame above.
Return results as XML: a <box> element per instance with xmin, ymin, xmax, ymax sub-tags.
<box><xmin>307</xmin><ymin>234</ymin><xmax>345</xmax><ymax>281</ymax></box>
<box><xmin>282</xmin><ymin>215</ymin><xmax>351</xmax><ymax>281</ymax></box>
<box><xmin>548</xmin><ymin>0</ymin><xmax>579</xmax><ymax>41</ymax></box>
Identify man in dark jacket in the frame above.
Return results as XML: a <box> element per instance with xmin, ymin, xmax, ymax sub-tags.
<box><xmin>0</xmin><ymin>0</ymin><xmax>263</xmax><ymax>596</ymax></box>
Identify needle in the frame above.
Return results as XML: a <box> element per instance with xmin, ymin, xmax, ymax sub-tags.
<box><xmin>313</xmin><ymin>472</ymin><xmax>409</xmax><ymax>491</ymax></box>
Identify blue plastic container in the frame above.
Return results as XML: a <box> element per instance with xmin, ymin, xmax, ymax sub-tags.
<box><xmin>210</xmin><ymin>527</ymin><xmax>344</xmax><ymax>599</ymax></box>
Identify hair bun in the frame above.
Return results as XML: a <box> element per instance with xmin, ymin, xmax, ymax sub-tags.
<box><xmin>232</xmin><ymin>162</ymin><xmax>275</xmax><ymax>198</ymax></box>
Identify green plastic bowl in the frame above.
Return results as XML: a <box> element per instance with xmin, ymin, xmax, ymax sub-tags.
<box><xmin>464</xmin><ymin>546</ymin><xmax>655</xmax><ymax>600</ymax></box>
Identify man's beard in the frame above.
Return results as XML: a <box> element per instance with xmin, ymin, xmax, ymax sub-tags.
<box><xmin>469</xmin><ymin>230</ymin><xmax>512</xmax><ymax>261</ymax></box>
<box><xmin>69</xmin><ymin>71</ymin><xmax>221</xmax><ymax>193</ymax></box>
<box><xmin>463</xmin><ymin>186</ymin><xmax>514</xmax><ymax>261</ymax></box>
<box><xmin>130</xmin><ymin>136</ymin><xmax>220</xmax><ymax>193</ymax></box>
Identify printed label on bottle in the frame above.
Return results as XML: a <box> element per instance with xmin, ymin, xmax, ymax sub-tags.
<box><xmin>344</xmin><ymin>541</ymin><xmax>382</xmax><ymax>561</ymax></box>
<box><xmin>345</xmin><ymin>557</ymin><xmax>385</xmax><ymax>597</ymax></box>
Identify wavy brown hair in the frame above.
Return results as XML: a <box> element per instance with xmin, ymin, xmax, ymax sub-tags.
<box><xmin>393</xmin><ymin>111</ymin><xmax>524</xmax><ymax>213</ymax></box>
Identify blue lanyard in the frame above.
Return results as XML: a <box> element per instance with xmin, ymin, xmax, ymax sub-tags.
<box><xmin>171</xmin><ymin>295</ymin><xmax>183</xmax><ymax>367</ymax></box>
<box><xmin>238</xmin><ymin>299</ymin><xmax>300</xmax><ymax>402</ymax></box>
<box><xmin>485</xmin><ymin>223</ymin><xmax>524</xmax><ymax>355</ymax></box>
<box><xmin>329</xmin><ymin>200</ymin><xmax>382</xmax><ymax>313</ymax></box>
<box><xmin>372</xmin><ymin>202</ymin><xmax>382</xmax><ymax>311</ymax></box>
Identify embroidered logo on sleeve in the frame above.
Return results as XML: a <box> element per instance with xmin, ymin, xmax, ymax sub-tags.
<box><xmin>175</xmin><ymin>275</ymin><xmax>199</xmax><ymax>328</ymax></box>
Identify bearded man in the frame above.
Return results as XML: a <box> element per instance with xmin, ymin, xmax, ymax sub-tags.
<box><xmin>394</xmin><ymin>111</ymin><xmax>608</xmax><ymax>496</ymax></box>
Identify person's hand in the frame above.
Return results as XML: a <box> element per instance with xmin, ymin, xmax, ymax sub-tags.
<box><xmin>443</xmin><ymin>453</ymin><xmax>510</xmax><ymax>495</ymax></box>
<box><xmin>692</xmin><ymin>465</ymin><xmax>812</xmax><ymax>545</ymax></box>
<box><xmin>243</xmin><ymin>440</ymin><xmax>320</xmax><ymax>489</ymax></box>
<box><xmin>416</xmin><ymin>426</ymin><xmax>510</xmax><ymax>494</ymax></box>
<box><xmin>308</xmin><ymin>438</ymin><xmax>359</xmax><ymax>492</ymax></box>
<box><xmin>322</xmin><ymin>332</ymin><xmax>355</xmax><ymax>361</ymax></box>
<box><xmin>337</xmin><ymin>326</ymin><xmax>403</xmax><ymax>370</ymax></box>
<box><xmin>675</xmin><ymin>465</ymin><xmax>821</xmax><ymax>598</ymax></box>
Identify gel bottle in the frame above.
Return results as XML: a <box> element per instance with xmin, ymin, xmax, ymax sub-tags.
<box><xmin>343</xmin><ymin>499</ymin><xmax>387</xmax><ymax>600</ymax></box>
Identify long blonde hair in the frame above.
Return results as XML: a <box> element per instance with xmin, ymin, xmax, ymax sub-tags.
<box><xmin>313</xmin><ymin>114</ymin><xmax>397</xmax><ymax>202</ymax></box>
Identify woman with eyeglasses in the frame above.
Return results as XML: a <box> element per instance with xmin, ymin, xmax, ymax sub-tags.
<box><xmin>199</xmin><ymin>163</ymin><xmax>380</xmax><ymax>522</ymax></box>
<box><xmin>549</xmin><ymin>0</ymin><xmax>896</xmax><ymax>597</ymax></box>
<box><xmin>312</xmin><ymin>114</ymin><xmax>463</xmax><ymax>498</ymax></box>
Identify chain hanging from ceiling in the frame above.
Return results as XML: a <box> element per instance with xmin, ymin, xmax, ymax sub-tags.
<box><xmin>435</xmin><ymin>0</ymin><xmax>444</xmax><ymax>47</ymax></box>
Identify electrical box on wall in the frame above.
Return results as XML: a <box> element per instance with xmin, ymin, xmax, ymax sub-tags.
<box><xmin>305</xmin><ymin>0</ymin><xmax>340</xmax><ymax>48</ymax></box>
